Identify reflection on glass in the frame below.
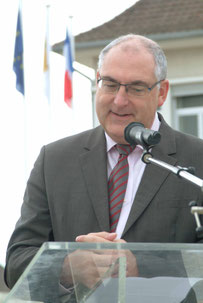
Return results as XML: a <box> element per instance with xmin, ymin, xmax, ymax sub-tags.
<box><xmin>3</xmin><ymin>242</ymin><xmax>203</xmax><ymax>303</ymax></box>
<box><xmin>177</xmin><ymin>95</ymin><xmax>203</xmax><ymax>109</ymax></box>
<box><xmin>179</xmin><ymin>115</ymin><xmax>198</xmax><ymax>137</ymax></box>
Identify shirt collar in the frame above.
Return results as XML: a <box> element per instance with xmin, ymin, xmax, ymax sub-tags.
<box><xmin>105</xmin><ymin>112</ymin><xmax>160</xmax><ymax>152</ymax></box>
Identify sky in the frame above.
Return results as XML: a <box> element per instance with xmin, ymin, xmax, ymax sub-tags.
<box><xmin>0</xmin><ymin>0</ymin><xmax>138</xmax><ymax>266</ymax></box>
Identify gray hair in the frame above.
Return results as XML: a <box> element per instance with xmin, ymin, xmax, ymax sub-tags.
<box><xmin>97</xmin><ymin>34</ymin><xmax>167</xmax><ymax>81</ymax></box>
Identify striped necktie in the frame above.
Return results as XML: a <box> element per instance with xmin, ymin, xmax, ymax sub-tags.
<box><xmin>108</xmin><ymin>144</ymin><xmax>135</xmax><ymax>232</ymax></box>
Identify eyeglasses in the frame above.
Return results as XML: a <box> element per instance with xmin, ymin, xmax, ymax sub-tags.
<box><xmin>97</xmin><ymin>77</ymin><xmax>164</xmax><ymax>97</ymax></box>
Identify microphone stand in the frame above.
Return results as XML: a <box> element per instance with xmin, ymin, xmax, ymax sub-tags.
<box><xmin>141</xmin><ymin>148</ymin><xmax>203</xmax><ymax>238</ymax></box>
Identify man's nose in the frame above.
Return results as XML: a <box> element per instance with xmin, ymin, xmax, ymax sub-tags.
<box><xmin>113</xmin><ymin>85</ymin><xmax>129</xmax><ymax>105</ymax></box>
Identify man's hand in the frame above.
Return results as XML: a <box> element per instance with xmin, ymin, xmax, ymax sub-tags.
<box><xmin>60</xmin><ymin>232</ymin><xmax>138</xmax><ymax>289</ymax></box>
<box><xmin>60</xmin><ymin>249</ymin><xmax>118</xmax><ymax>289</ymax></box>
<box><xmin>76</xmin><ymin>232</ymin><xmax>139</xmax><ymax>279</ymax></box>
<box><xmin>60</xmin><ymin>232</ymin><xmax>118</xmax><ymax>288</ymax></box>
<box><xmin>76</xmin><ymin>231</ymin><xmax>117</xmax><ymax>243</ymax></box>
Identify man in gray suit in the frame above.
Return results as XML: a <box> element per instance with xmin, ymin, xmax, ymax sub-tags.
<box><xmin>5</xmin><ymin>34</ymin><xmax>203</xmax><ymax>294</ymax></box>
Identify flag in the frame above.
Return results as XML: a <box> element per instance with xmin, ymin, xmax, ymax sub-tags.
<box><xmin>43</xmin><ymin>6</ymin><xmax>50</xmax><ymax>103</ymax></box>
<box><xmin>64</xmin><ymin>30</ymin><xmax>73</xmax><ymax>107</ymax></box>
<box><xmin>13</xmin><ymin>7</ymin><xmax>24</xmax><ymax>95</ymax></box>
<box><xmin>43</xmin><ymin>39</ymin><xmax>50</xmax><ymax>99</ymax></box>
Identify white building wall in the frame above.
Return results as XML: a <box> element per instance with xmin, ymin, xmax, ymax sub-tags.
<box><xmin>76</xmin><ymin>36</ymin><xmax>203</xmax><ymax>128</ymax></box>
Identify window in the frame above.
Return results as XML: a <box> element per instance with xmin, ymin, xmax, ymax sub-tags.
<box><xmin>176</xmin><ymin>95</ymin><xmax>203</xmax><ymax>138</ymax></box>
<box><xmin>172</xmin><ymin>81</ymin><xmax>203</xmax><ymax>139</ymax></box>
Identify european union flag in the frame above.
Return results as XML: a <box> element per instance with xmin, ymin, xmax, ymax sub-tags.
<box><xmin>13</xmin><ymin>8</ymin><xmax>24</xmax><ymax>95</ymax></box>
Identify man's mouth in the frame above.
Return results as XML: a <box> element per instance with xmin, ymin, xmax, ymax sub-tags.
<box><xmin>111</xmin><ymin>111</ymin><xmax>131</xmax><ymax>117</ymax></box>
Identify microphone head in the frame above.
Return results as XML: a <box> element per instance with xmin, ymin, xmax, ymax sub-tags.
<box><xmin>143</xmin><ymin>131</ymin><xmax>161</xmax><ymax>145</ymax></box>
<box><xmin>124</xmin><ymin>121</ymin><xmax>161</xmax><ymax>147</ymax></box>
<box><xmin>124</xmin><ymin>122</ymin><xmax>144</xmax><ymax>144</ymax></box>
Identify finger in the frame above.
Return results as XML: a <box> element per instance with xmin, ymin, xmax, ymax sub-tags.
<box><xmin>88</xmin><ymin>232</ymin><xmax>117</xmax><ymax>240</ymax></box>
<box><xmin>92</xmin><ymin>254</ymin><xmax>119</xmax><ymax>267</ymax></box>
<box><xmin>91</xmin><ymin>249</ymin><xmax>119</xmax><ymax>255</ymax></box>
<box><xmin>76</xmin><ymin>233</ymin><xmax>116</xmax><ymax>243</ymax></box>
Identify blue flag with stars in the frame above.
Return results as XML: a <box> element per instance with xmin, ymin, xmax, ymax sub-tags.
<box><xmin>13</xmin><ymin>8</ymin><xmax>24</xmax><ymax>95</ymax></box>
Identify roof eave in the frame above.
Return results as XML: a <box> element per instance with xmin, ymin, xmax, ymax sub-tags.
<box><xmin>75</xmin><ymin>29</ymin><xmax>203</xmax><ymax>49</ymax></box>
<box><xmin>52</xmin><ymin>29</ymin><xmax>203</xmax><ymax>55</ymax></box>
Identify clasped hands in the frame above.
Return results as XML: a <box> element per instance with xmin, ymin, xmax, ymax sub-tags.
<box><xmin>60</xmin><ymin>232</ymin><xmax>138</xmax><ymax>289</ymax></box>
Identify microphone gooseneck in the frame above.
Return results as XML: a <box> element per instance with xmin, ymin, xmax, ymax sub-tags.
<box><xmin>124</xmin><ymin>122</ymin><xmax>161</xmax><ymax>149</ymax></box>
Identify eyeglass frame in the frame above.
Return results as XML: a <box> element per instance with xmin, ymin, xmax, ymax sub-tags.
<box><xmin>97</xmin><ymin>75</ymin><xmax>164</xmax><ymax>96</ymax></box>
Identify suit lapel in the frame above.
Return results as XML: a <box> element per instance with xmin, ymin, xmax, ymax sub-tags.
<box><xmin>79</xmin><ymin>126</ymin><xmax>110</xmax><ymax>231</ymax></box>
<box><xmin>123</xmin><ymin>115</ymin><xmax>178</xmax><ymax>236</ymax></box>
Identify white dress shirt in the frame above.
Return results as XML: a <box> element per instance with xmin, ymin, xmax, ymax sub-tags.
<box><xmin>105</xmin><ymin>113</ymin><xmax>160</xmax><ymax>239</ymax></box>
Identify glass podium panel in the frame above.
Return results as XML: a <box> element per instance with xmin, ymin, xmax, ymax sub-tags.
<box><xmin>3</xmin><ymin>242</ymin><xmax>203</xmax><ymax>303</ymax></box>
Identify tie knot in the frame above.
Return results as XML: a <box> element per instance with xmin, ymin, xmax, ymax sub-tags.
<box><xmin>116</xmin><ymin>144</ymin><xmax>135</xmax><ymax>156</ymax></box>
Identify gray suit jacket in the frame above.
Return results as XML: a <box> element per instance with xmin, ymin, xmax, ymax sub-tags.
<box><xmin>5</xmin><ymin>114</ymin><xmax>203</xmax><ymax>288</ymax></box>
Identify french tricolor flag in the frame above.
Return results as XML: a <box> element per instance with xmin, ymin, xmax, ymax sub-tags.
<box><xmin>64</xmin><ymin>30</ymin><xmax>73</xmax><ymax>107</ymax></box>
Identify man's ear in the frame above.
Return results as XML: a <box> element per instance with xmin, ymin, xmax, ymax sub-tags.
<box><xmin>158</xmin><ymin>80</ymin><xmax>169</xmax><ymax>107</ymax></box>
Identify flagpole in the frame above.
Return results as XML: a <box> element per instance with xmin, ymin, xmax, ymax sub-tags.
<box><xmin>45</xmin><ymin>4</ymin><xmax>51</xmax><ymax>105</ymax></box>
<box><xmin>69</xmin><ymin>15</ymin><xmax>75</xmax><ymax>114</ymax></box>
<box><xmin>44</xmin><ymin>3</ymin><xmax>52</xmax><ymax>141</ymax></box>
<box><xmin>68</xmin><ymin>16</ymin><xmax>75</xmax><ymax>62</ymax></box>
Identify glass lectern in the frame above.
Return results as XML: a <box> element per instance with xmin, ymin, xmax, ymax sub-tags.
<box><xmin>3</xmin><ymin>242</ymin><xmax>203</xmax><ymax>303</ymax></box>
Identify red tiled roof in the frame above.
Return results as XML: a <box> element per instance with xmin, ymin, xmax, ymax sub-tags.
<box><xmin>75</xmin><ymin>0</ymin><xmax>203</xmax><ymax>43</ymax></box>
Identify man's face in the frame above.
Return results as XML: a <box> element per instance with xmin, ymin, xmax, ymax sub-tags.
<box><xmin>95</xmin><ymin>42</ymin><xmax>168</xmax><ymax>144</ymax></box>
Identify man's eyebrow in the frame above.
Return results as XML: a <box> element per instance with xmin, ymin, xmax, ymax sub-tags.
<box><xmin>100</xmin><ymin>76</ymin><xmax>118</xmax><ymax>82</ymax></box>
<box><xmin>130</xmin><ymin>80</ymin><xmax>148</xmax><ymax>86</ymax></box>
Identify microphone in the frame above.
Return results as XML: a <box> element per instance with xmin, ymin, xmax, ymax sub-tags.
<box><xmin>124</xmin><ymin>122</ymin><xmax>161</xmax><ymax>148</ymax></box>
